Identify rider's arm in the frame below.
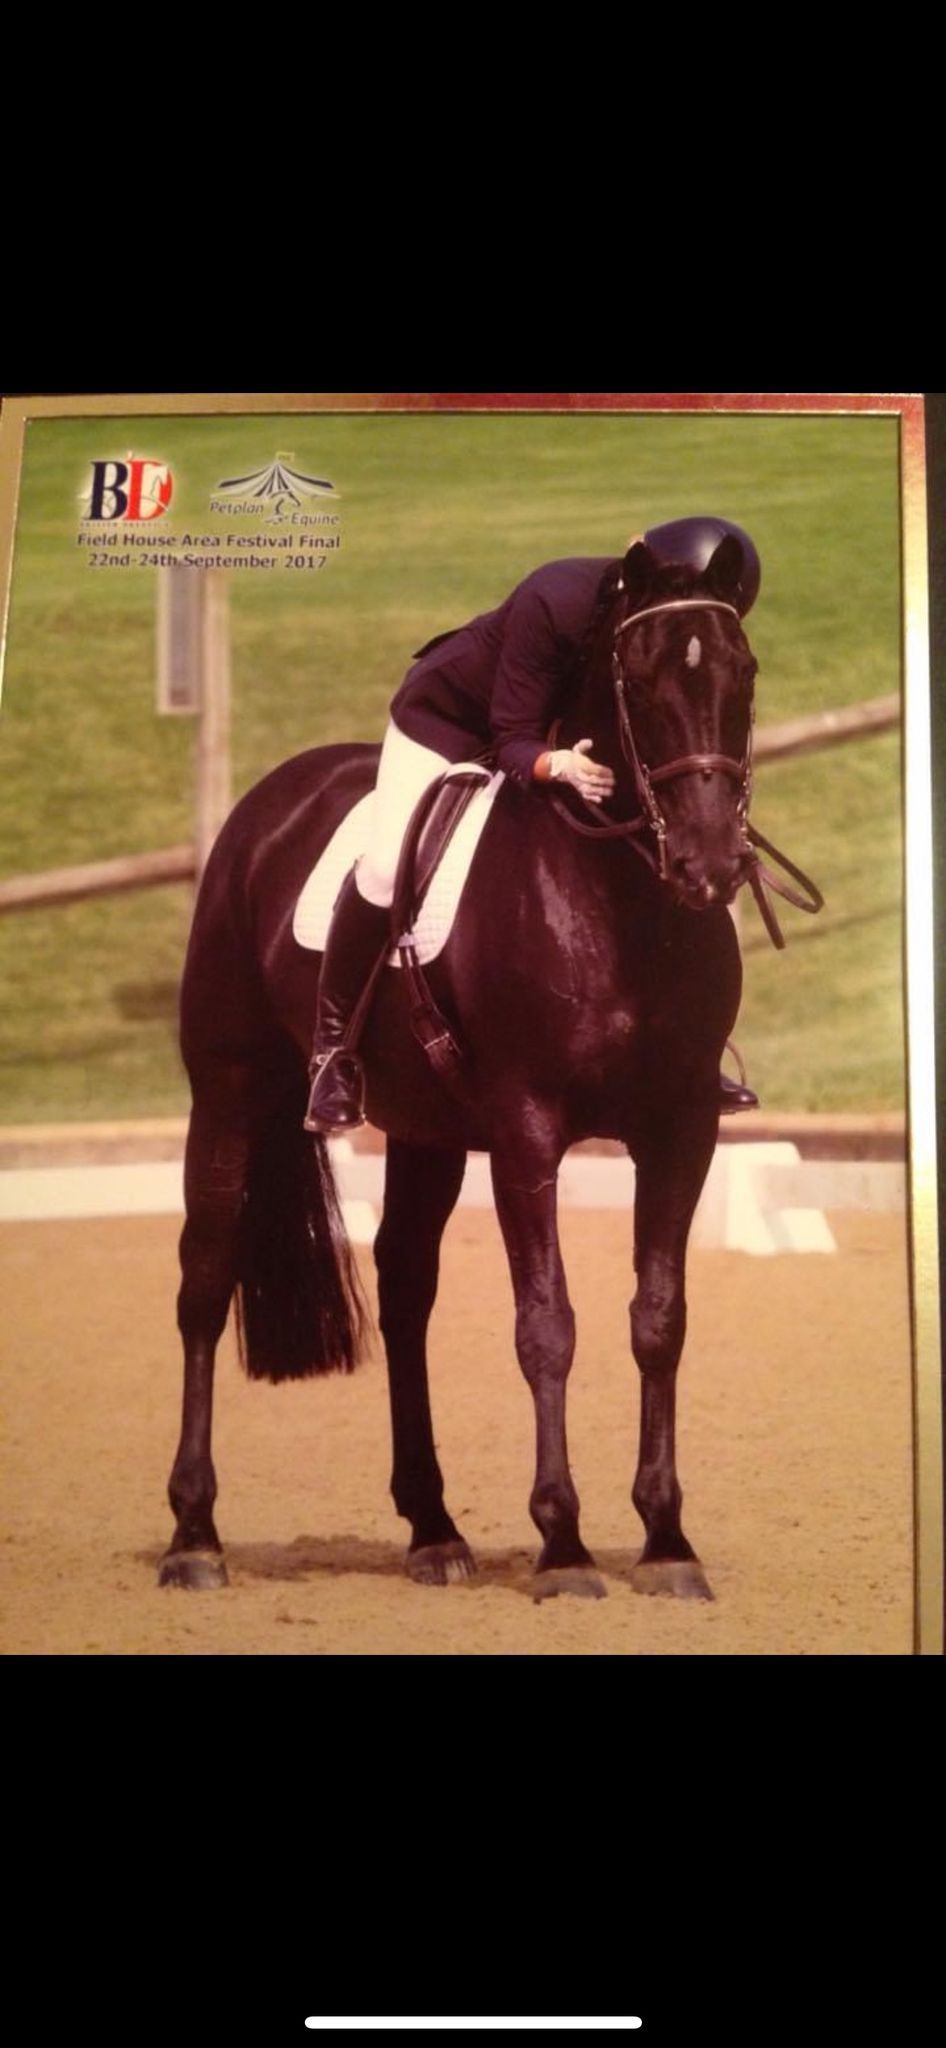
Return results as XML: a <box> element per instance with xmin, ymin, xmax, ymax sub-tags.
<box><xmin>490</xmin><ymin>577</ymin><xmax>615</xmax><ymax>801</ymax></box>
<box><xmin>488</xmin><ymin>585</ymin><xmax>566</xmax><ymax>786</ymax></box>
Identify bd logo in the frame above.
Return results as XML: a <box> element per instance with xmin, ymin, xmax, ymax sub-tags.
<box><xmin>85</xmin><ymin>458</ymin><xmax>173</xmax><ymax>521</ymax></box>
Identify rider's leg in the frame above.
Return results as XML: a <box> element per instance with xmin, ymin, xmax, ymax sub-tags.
<box><xmin>304</xmin><ymin>723</ymin><xmax>450</xmax><ymax>1133</ymax></box>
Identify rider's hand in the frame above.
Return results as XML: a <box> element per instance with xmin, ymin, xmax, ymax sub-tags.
<box><xmin>546</xmin><ymin>738</ymin><xmax>616</xmax><ymax>804</ymax></box>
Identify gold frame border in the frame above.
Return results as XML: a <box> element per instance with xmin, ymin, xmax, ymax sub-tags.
<box><xmin>0</xmin><ymin>389</ymin><xmax>940</xmax><ymax>1655</ymax></box>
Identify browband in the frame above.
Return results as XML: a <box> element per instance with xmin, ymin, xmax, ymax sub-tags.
<box><xmin>615</xmin><ymin>599</ymin><xmax>740</xmax><ymax>637</ymax></box>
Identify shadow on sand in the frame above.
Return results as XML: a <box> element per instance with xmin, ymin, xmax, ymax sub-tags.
<box><xmin>139</xmin><ymin>1531</ymin><xmax>649</xmax><ymax>1598</ymax></box>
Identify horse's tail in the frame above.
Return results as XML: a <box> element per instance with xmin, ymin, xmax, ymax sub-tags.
<box><xmin>234</xmin><ymin>1064</ymin><xmax>370</xmax><ymax>1383</ymax></box>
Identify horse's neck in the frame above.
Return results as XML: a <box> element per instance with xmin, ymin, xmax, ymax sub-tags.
<box><xmin>525</xmin><ymin>761</ymin><xmax>658</xmax><ymax>943</ymax></box>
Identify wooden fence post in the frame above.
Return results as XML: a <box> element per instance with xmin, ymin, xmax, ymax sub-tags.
<box><xmin>194</xmin><ymin>570</ymin><xmax>231</xmax><ymax>878</ymax></box>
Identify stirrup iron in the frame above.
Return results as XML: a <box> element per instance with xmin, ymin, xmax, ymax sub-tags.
<box><xmin>303</xmin><ymin>1045</ymin><xmax>367</xmax><ymax>1134</ymax></box>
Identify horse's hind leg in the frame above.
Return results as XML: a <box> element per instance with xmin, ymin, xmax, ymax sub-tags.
<box><xmin>628</xmin><ymin>1107</ymin><xmax>717</xmax><ymax>1601</ymax></box>
<box><xmin>491</xmin><ymin>1147</ymin><xmax>606</xmax><ymax>1601</ymax></box>
<box><xmin>374</xmin><ymin>1138</ymin><xmax>474</xmax><ymax>1585</ymax></box>
<box><xmin>159</xmin><ymin>1057</ymin><xmax>262</xmax><ymax>1590</ymax></box>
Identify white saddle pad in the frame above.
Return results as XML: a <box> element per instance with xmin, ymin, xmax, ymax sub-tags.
<box><xmin>292</xmin><ymin>767</ymin><xmax>505</xmax><ymax>965</ymax></box>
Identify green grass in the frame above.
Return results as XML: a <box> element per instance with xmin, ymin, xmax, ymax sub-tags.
<box><xmin>0</xmin><ymin>410</ymin><xmax>907</xmax><ymax>1119</ymax></box>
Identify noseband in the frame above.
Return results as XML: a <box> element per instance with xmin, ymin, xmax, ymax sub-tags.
<box><xmin>612</xmin><ymin>598</ymin><xmax>751</xmax><ymax>881</ymax></box>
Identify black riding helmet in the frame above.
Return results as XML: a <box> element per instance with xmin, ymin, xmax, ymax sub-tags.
<box><xmin>642</xmin><ymin>516</ymin><xmax>761</xmax><ymax>617</ymax></box>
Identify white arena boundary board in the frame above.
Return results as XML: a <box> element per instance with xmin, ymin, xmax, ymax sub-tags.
<box><xmin>0</xmin><ymin>1143</ymin><xmax>907</xmax><ymax>1253</ymax></box>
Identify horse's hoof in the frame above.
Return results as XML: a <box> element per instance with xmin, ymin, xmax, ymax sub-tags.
<box><xmin>406</xmin><ymin>1540</ymin><xmax>477</xmax><ymax>1586</ymax></box>
<box><xmin>630</xmin><ymin>1558</ymin><xmax>713</xmax><ymax>1601</ymax></box>
<box><xmin>532</xmin><ymin>1565</ymin><xmax>608</xmax><ymax>1603</ymax></box>
<box><xmin>158</xmin><ymin>1549</ymin><xmax>229</xmax><ymax>1590</ymax></box>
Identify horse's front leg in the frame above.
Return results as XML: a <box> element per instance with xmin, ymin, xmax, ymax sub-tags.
<box><xmin>491</xmin><ymin>1143</ymin><xmax>606</xmax><ymax>1601</ymax></box>
<box><xmin>628</xmin><ymin>1101</ymin><xmax>718</xmax><ymax>1600</ymax></box>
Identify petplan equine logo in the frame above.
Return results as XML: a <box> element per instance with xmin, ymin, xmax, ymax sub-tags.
<box><xmin>80</xmin><ymin>456</ymin><xmax>173</xmax><ymax>522</ymax></box>
<box><xmin>210</xmin><ymin>453</ymin><xmax>338</xmax><ymax>522</ymax></box>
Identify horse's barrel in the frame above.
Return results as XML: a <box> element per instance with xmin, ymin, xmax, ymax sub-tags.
<box><xmin>643</xmin><ymin>516</ymin><xmax>761</xmax><ymax>617</ymax></box>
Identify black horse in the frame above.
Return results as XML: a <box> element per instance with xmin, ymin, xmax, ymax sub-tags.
<box><xmin>161</xmin><ymin>536</ymin><xmax>789</xmax><ymax>1601</ymax></box>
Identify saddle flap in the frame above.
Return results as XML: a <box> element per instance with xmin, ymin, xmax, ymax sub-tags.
<box><xmin>391</xmin><ymin>765</ymin><xmax>494</xmax><ymax>940</ymax></box>
<box><xmin>292</xmin><ymin>766</ymin><xmax>504</xmax><ymax>966</ymax></box>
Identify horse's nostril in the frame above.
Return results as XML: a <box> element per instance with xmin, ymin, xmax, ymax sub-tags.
<box><xmin>671</xmin><ymin>851</ymin><xmax>745</xmax><ymax>904</ymax></box>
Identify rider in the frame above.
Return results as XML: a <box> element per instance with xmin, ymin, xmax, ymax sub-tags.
<box><xmin>304</xmin><ymin>515</ymin><xmax>762</xmax><ymax>1134</ymax></box>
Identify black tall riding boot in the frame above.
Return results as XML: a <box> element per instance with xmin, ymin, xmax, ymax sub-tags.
<box><xmin>718</xmin><ymin>1040</ymin><xmax>759</xmax><ymax>1114</ymax></box>
<box><xmin>303</xmin><ymin>869</ymin><xmax>391</xmax><ymax>1134</ymax></box>
<box><xmin>718</xmin><ymin>1074</ymin><xmax>759</xmax><ymax>1114</ymax></box>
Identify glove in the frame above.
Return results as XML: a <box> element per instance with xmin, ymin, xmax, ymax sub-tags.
<box><xmin>546</xmin><ymin>738</ymin><xmax>616</xmax><ymax>804</ymax></box>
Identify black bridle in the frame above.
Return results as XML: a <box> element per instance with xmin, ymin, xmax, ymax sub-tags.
<box><xmin>612</xmin><ymin>597</ymin><xmax>752</xmax><ymax>883</ymax></box>
<box><xmin>550</xmin><ymin>595</ymin><xmax>824</xmax><ymax>949</ymax></box>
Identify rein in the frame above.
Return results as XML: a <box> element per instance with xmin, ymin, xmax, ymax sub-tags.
<box><xmin>742</xmin><ymin>823</ymin><xmax>824</xmax><ymax>949</ymax></box>
<box><xmin>548</xmin><ymin>595</ymin><xmax>824</xmax><ymax>949</ymax></box>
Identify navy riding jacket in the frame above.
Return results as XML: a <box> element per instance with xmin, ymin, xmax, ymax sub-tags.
<box><xmin>390</xmin><ymin>556</ymin><xmax>617</xmax><ymax>787</ymax></box>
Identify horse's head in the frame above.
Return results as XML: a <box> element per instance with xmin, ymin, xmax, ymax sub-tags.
<box><xmin>610</xmin><ymin>532</ymin><xmax>759</xmax><ymax>908</ymax></box>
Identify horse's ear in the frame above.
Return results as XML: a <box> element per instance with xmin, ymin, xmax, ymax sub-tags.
<box><xmin>705</xmin><ymin>533</ymin><xmax>745</xmax><ymax>607</ymax></box>
<box><xmin>622</xmin><ymin>540</ymin><xmax>657</xmax><ymax>611</ymax></box>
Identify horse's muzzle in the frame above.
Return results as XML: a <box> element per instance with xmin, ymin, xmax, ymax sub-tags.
<box><xmin>669</xmin><ymin>847</ymin><xmax>752</xmax><ymax>910</ymax></box>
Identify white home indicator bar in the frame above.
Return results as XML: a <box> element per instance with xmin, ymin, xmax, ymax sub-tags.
<box><xmin>304</xmin><ymin>2023</ymin><xmax>644</xmax><ymax>2033</ymax></box>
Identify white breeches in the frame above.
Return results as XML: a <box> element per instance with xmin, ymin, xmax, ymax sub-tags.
<box><xmin>354</xmin><ymin>721</ymin><xmax>451</xmax><ymax>907</ymax></box>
